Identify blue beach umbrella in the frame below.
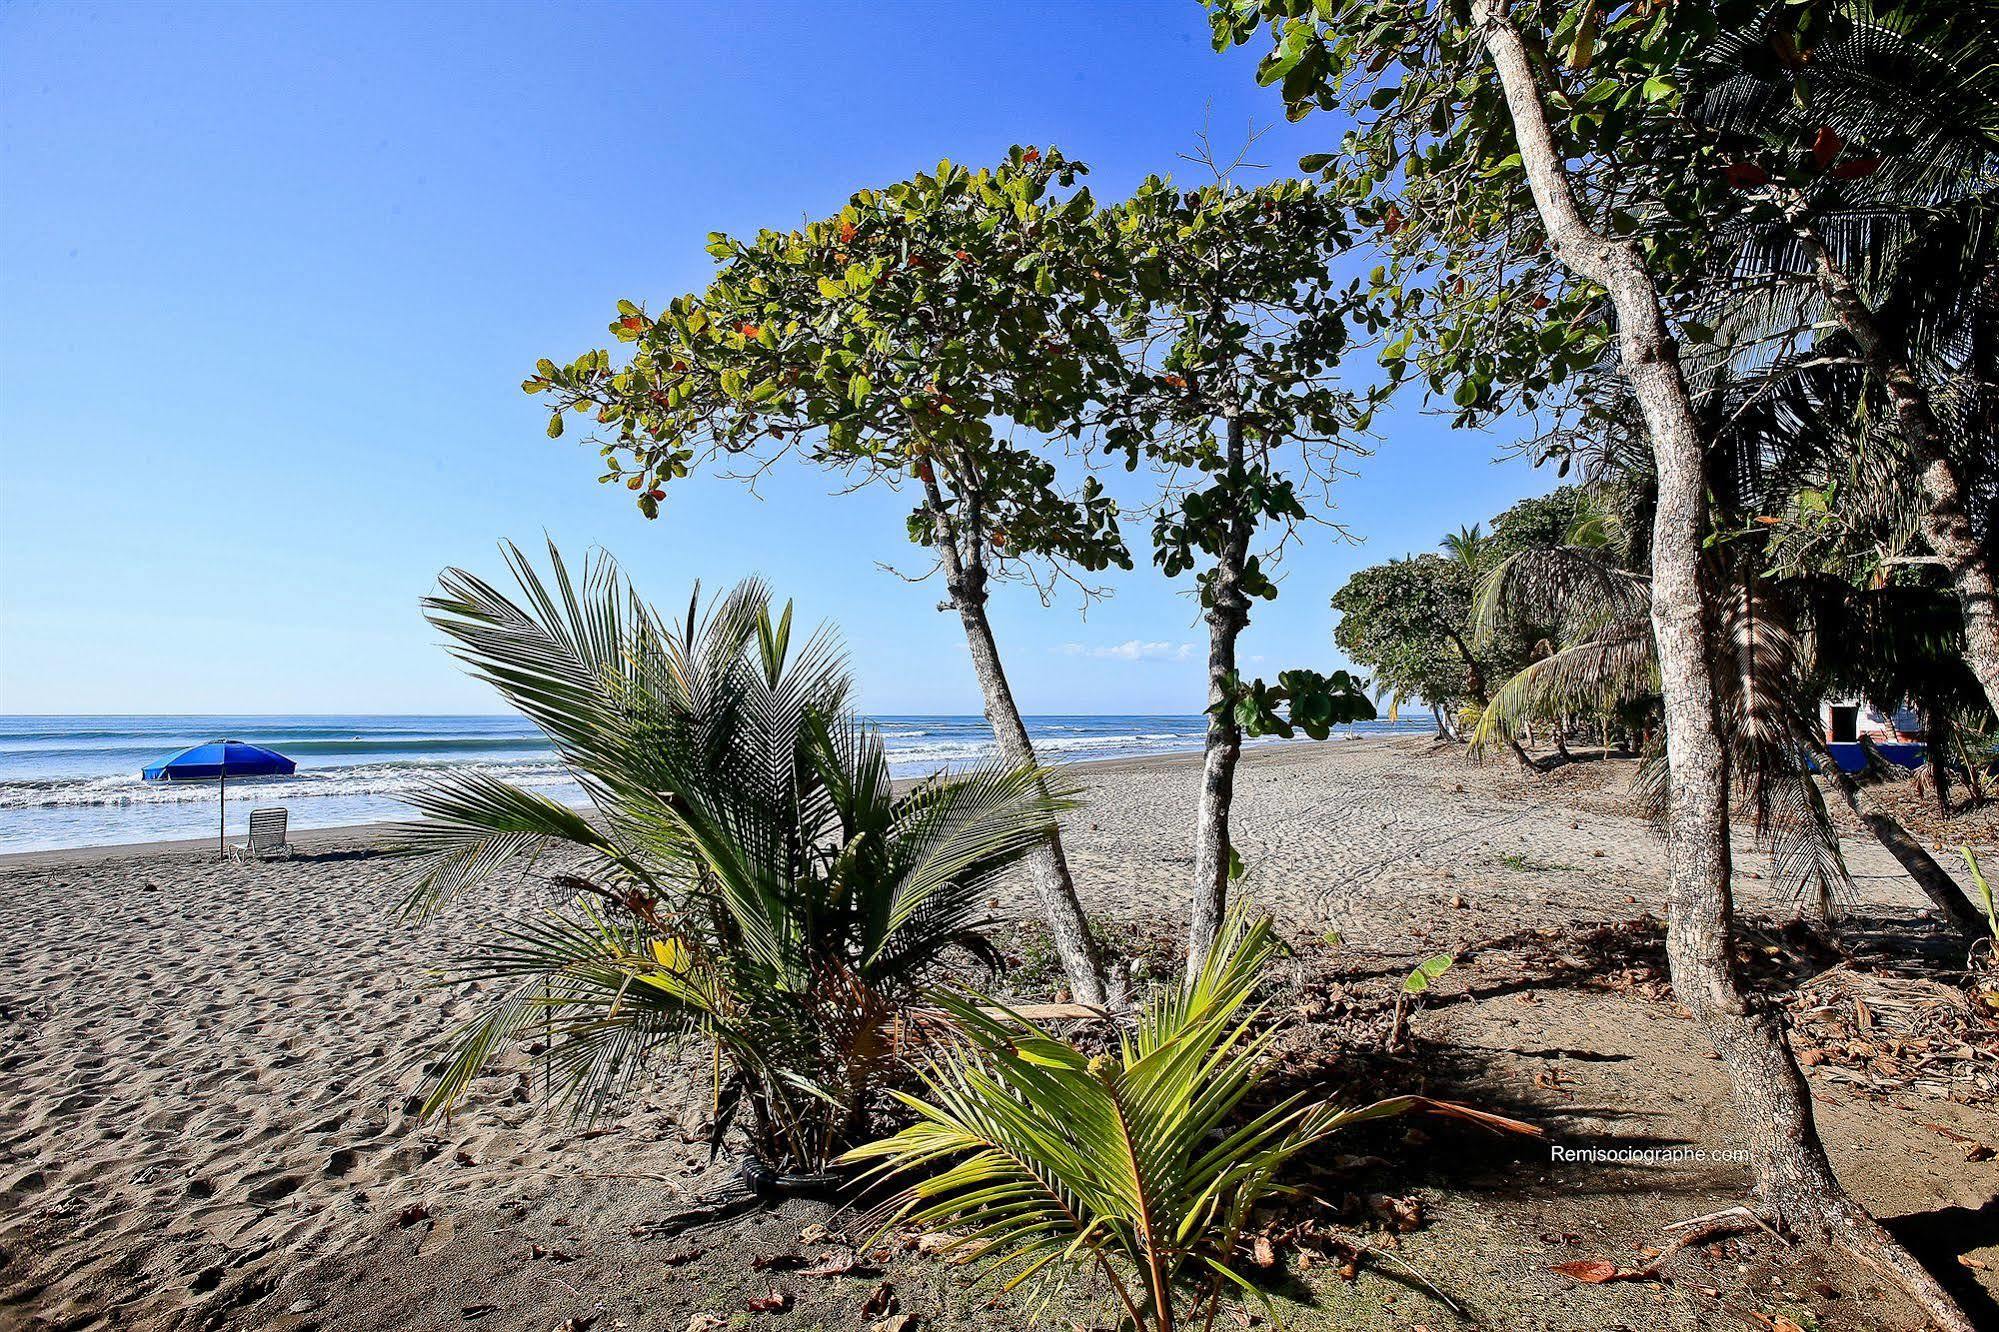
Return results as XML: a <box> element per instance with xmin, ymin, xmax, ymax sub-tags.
<box><xmin>142</xmin><ymin>740</ymin><xmax>297</xmax><ymax>855</ymax></box>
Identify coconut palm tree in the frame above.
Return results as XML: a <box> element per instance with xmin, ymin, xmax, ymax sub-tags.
<box><xmin>1440</xmin><ymin>523</ymin><xmax>1490</xmax><ymax>572</ymax></box>
<box><xmin>1686</xmin><ymin>0</ymin><xmax>1999</xmax><ymax>719</ymax></box>
<box><xmin>396</xmin><ymin>543</ymin><xmax>1070</xmax><ymax>1174</ymax></box>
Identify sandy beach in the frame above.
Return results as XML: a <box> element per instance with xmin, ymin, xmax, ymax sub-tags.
<box><xmin>3</xmin><ymin>737</ymin><xmax>1995</xmax><ymax>1331</ymax></box>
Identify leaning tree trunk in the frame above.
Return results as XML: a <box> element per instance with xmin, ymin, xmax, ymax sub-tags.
<box><xmin>919</xmin><ymin>465</ymin><xmax>1113</xmax><ymax>1006</ymax></box>
<box><xmin>1188</xmin><ymin>416</ymin><xmax>1256</xmax><ymax>973</ymax></box>
<box><xmin>1825</xmin><ymin>765</ymin><xmax>1983</xmax><ymax>939</ymax></box>
<box><xmin>1447</xmin><ymin>628</ymin><xmax>1537</xmax><ymax>770</ymax></box>
<box><xmin>1475</xmin><ymin>9</ymin><xmax>1975</xmax><ymax>1327</ymax></box>
<box><xmin>1800</xmin><ymin>222</ymin><xmax>1999</xmax><ymax>727</ymax></box>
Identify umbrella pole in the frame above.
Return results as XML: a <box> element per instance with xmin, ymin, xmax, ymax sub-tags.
<box><xmin>219</xmin><ymin>769</ymin><xmax>227</xmax><ymax>858</ymax></box>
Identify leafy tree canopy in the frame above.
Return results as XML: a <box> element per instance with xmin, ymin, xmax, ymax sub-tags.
<box><xmin>529</xmin><ymin>146</ymin><xmax>1129</xmax><ymax>580</ymax></box>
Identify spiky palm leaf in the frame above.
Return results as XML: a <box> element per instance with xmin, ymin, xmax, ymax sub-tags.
<box><xmin>397</xmin><ymin>543</ymin><xmax>1067</xmax><ymax>1169</ymax></box>
<box><xmin>844</xmin><ymin>911</ymin><xmax>1534</xmax><ymax>1331</ymax></box>
<box><xmin>1472</xmin><ymin>534</ymin><xmax>1856</xmax><ymax>913</ymax></box>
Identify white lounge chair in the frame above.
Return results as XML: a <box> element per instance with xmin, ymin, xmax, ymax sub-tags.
<box><xmin>231</xmin><ymin>807</ymin><xmax>294</xmax><ymax>861</ymax></box>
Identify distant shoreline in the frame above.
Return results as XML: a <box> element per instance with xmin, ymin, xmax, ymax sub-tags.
<box><xmin>0</xmin><ymin>737</ymin><xmax>1416</xmax><ymax>870</ymax></box>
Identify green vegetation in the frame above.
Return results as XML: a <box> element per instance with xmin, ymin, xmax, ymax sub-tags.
<box><xmin>846</xmin><ymin>912</ymin><xmax>1527</xmax><ymax>1331</ymax></box>
<box><xmin>399</xmin><ymin>545</ymin><xmax>1066</xmax><ymax>1172</ymax></box>
<box><xmin>448</xmin><ymin>6</ymin><xmax>1999</xmax><ymax>1325</ymax></box>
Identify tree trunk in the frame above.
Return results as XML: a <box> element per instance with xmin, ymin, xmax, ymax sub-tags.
<box><xmin>1825</xmin><ymin>766</ymin><xmax>1982</xmax><ymax>938</ymax></box>
<box><xmin>918</xmin><ymin>466</ymin><xmax>1112</xmax><ymax>1006</ymax></box>
<box><xmin>1188</xmin><ymin>416</ymin><xmax>1256</xmax><ymax>973</ymax></box>
<box><xmin>1432</xmin><ymin>702</ymin><xmax>1450</xmax><ymax>739</ymax></box>
<box><xmin>1449</xmin><ymin>629</ymin><xmax>1537</xmax><ymax>770</ymax></box>
<box><xmin>1925</xmin><ymin>729</ymin><xmax>1953</xmax><ymax>817</ymax></box>
<box><xmin>1799</xmin><ymin>222</ymin><xmax>1999</xmax><ymax>726</ymax></box>
<box><xmin>1475</xmin><ymin>10</ymin><xmax>1974</xmax><ymax>1327</ymax></box>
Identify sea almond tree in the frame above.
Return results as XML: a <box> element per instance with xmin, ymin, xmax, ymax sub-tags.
<box><xmin>528</xmin><ymin>148</ymin><xmax>1128</xmax><ymax>1006</ymax></box>
<box><xmin>1095</xmin><ymin>174</ymin><xmax>1381</xmax><ymax>968</ymax></box>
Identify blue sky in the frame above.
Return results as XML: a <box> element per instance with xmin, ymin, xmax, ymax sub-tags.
<box><xmin>0</xmin><ymin>0</ymin><xmax>1550</xmax><ymax>717</ymax></box>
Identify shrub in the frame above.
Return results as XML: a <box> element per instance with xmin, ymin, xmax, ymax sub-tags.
<box><xmin>399</xmin><ymin>544</ymin><xmax>1066</xmax><ymax>1174</ymax></box>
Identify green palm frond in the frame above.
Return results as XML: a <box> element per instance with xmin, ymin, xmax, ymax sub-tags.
<box><xmin>1472</xmin><ymin>547</ymin><xmax>1650</xmax><ymax>648</ymax></box>
<box><xmin>400</xmin><ymin>543</ymin><xmax>1058</xmax><ymax>1168</ymax></box>
<box><xmin>1472</xmin><ymin>616</ymin><xmax>1657</xmax><ymax>752</ymax></box>
<box><xmin>842</xmin><ymin>912</ymin><xmax>1531</xmax><ymax>1330</ymax></box>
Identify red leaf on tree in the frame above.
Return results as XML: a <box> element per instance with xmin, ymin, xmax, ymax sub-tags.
<box><xmin>1832</xmin><ymin>156</ymin><xmax>1882</xmax><ymax>179</ymax></box>
<box><xmin>1810</xmin><ymin>126</ymin><xmax>1843</xmax><ymax>168</ymax></box>
<box><xmin>1380</xmin><ymin>203</ymin><xmax>1405</xmax><ymax>235</ymax></box>
<box><xmin>953</xmin><ymin>249</ymin><xmax>971</xmax><ymax>262</ymax></box>
<box><xmin>738</xmin><ymin>323</ymin><xmax>760</xmax><ymax>339</ymax></box>
<box><xmin>1725</xmin><ymin>161</ymin><xmax>1770</xmax><ymax>188</ymax></box>
<box><xmin>1022</xmin><ymin>147</ymin><xmax>1041</xmax><ymax>163</ymax></box>
<box><xmin>838</xmin><ymin>221</ymin><xmax>857</xmax><ymax>244</ymax></box>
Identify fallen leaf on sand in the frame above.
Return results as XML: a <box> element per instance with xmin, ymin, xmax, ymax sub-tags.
<box><xmin>871</xmin><ymin>1317</ymin><xmax>918</xmax><ymax>1332</ymax></box>
<box><xmin>1961</xmin><ymin>1255</ymin><xmax>1990</xmax><ymax>1272</ymax></box>
<box><xmin>660</xmin><ymin>1246</ymin><xmax>705</xmax><ymax>1267</ymax></box>
<box><xmin>1549</xmin><ymin>1258</ymin><xmax>1649</xmax><ymax>1284</ymax></box>
<box><xmin>746</xmin><ymin>1289</ymin><xmax>791</xmax><ymax>1313</ymax></box>
<box><xmin>685</xmin><ymin>1317</ymin><xmax>724</xmax><ymax>1332</ymax></box>
<box><xmin>861</xmin><ymin>1280</ymin><xmax>897</xmax><ymax>1319</ymax></box>
<box><xmin>803</xmin><ymin>1250</ymin><xmax>859</xmax><ymax>1277</ymax></box>
<box><xmin>553</xmin><ymin>1316</ymin><xmax>599</xmax><ymax>1332</ymax></box>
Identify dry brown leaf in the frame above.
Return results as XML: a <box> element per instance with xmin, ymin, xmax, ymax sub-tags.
<box><xmin>1548</xmin><ymin>1258</ymin><xmax>1650</xmax><ymax>1283</ymax></box>
<box><xmin>861</xmin><ymin>1280</ymin><xmax>897</xmax><ymax>1319</ymax></box>
<box><xmin>1252</xmin><ymin>1235</ymin><xmax>1276</xmax><ymax>1267</ymax></box>
<box><xmin>745</xmin><ymin>1289</ymin><xmax>791</xmax><ymax>1314</ymax></box>
<box><xmin>803</xmin><ymin>1250</ymin><xmax>859</xmax><ymax>1277</ymax></box>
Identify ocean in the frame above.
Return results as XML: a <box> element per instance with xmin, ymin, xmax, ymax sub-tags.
<box><xmin>0</xmin><ymin>713</ymin><xmax>1435</xmax><ymax>853</ymax></box>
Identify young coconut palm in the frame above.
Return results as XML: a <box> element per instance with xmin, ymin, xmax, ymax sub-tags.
<box><xmin>398</xmin><ymin>542</ymin><xmax>1069</xmax><ymax>1174</ymax></box>
<box><xmin>843</xmin><ymin>910</ymin><xmax>1534</xmax><ymax>1331</ymax></box>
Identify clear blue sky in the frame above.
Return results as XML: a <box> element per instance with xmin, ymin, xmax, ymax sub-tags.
<box><xmin>0</xmin><ymin>0</ymin><xmax>1551</xmax><ymax>717</ymax></box>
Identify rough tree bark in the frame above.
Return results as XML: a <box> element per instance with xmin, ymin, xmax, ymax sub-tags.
<box><xmin>1474</xmin><ymin>8</ymin><xmax>1974</xmax><ymax>1327</ymax></box>
<box><xmin>1188</xmin><ymin>416</ymin><xmax>1257</xmax><ymax>972</ymax></box>
<box><xmin>1799</xmin><ymin>222</ymin><xmax>1999</xmax><ymax>726</ymax></box>
<box><xmin>918</xmin><ymin>464</ymin><xmax>1113</xmax><ymax>1006</ymax></box>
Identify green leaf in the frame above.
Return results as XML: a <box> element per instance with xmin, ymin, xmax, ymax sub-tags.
<box><xmin>1404</xmin><ymin>954</ymin><xmax>1454</xmax><ymax>994</ymax></box>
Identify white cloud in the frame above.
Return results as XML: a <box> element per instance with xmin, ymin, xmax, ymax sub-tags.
<box><xmin>1056</xmin><ymin>640</ymin><xmax>1196</xmax><ymax>662</ymax></box>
